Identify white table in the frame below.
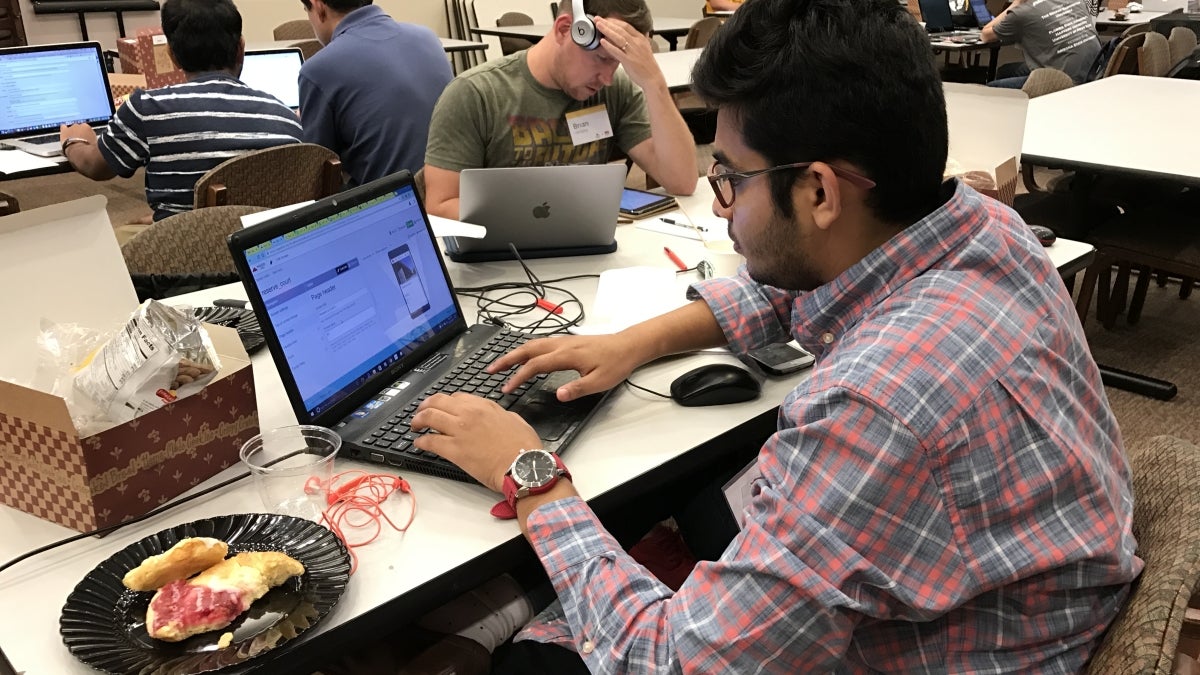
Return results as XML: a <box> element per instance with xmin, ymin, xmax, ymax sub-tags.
<box><xmin>1022</xmin><ymin>75</ymin><xmax>1200</xmax><ymax>186</ymax></box>
<box><xmin>0</xmin><ymin>174</ymin><xmax>1095</xmax><ymax>673</ymax></box>
<box><xmin>655</xmin><ymin>47</ymin><xmax>703</xmax><ymax>92</ymax></box>
<box><xmin>471</xmin><ymin>16</ymin><xmax>699</xmax><ymax>50</ymax></box>
<box><xmin>1095</xmin><ymin>9</ymin><xmax>1167</xmax><ymax>28</ymax></box>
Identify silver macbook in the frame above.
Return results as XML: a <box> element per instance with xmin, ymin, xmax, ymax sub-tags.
<box><xmin>0</xmin><ymin>42</ymin><xmax>115</xmax><ymax>157</ymax></box>
<box><xmin>450</xmin><ymin>164</ymin><xmax>627</xmax><ymax>262</ymax></box>
<box><xmin>241</xmin><ymin>48</ymin><xmax>304</xmax><ymax>110</ymax></box>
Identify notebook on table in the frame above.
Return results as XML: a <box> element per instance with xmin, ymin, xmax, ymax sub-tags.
<box><xmin>241</xmin><ymin>48</ymin><xmax>304</xmax><ymax>111</ymax></box>
<box><xmin>0</xmin><ymin>42</ymin><xmax>115</xmax><ymax>157</ymax></box>
<box><xmin>449</xmin><ymin>163</ymin><xmax>627</xmax><ymax>262</ymax></box>
<box><xmin>227</xmin><ymin>170</ymin><xmax>610</xmax><ymax>483</ymax></box>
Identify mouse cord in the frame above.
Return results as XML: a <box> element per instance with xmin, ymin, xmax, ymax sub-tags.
<box><xmin>623</xmin><ymin>378</ymin><xmax>671</xmax><ymax>399</ymax></box>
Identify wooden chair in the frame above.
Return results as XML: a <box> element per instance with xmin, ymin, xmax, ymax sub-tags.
<box><xmin>1105</xmin><ymin>32</ymin><xmax>1148</xmax><ymax>78</ymax></box>
<box><xmin>496</xmin><ymin>11</ymin><xmax>535</xmax><ymax>56</ymax></box>
<box><xmin>684</xmin><ymin>17</ymin><xmax>723</xmax><ymax>50</ymax></box>
<box><xmin>121</xmin><ymin>205</ymin><xmax>266</xmax><ymax>276</ymax></box>
<box><xmin>1075</xmin><ymin>193</ymin><xmax>1200</xmax><ymax>328</ymax></box>
<box><xmin>193</xmin><ymin>143</ymin><xmax>343</xmax><ymax>210</ymax></box>
<box><xmin>1168</xmin><ymin>27</ymin><xmax>1198</xmax><ymax>68</ymax></box>
<box><xmin>1084</xmin><ymin>435</ymin><xmax>1200</xmax><ymax>675</ymax></box>
<box><xmin>289</xmin><ymin>39</ymin><xmax>323</xmax><ymax>61</ymax></box>
<box><xmin>1021</xmin><ymin>67</ymin><xmax>1074</xmax><ymax>98</ymax></box>
<box><xmin>1139</xmin><ymin>31</ymin><xmax>1172</xmax><ymax>77</ymax></box>
<box><xmin>0</xmin><ymin>190</ymin><xmax>18</xmax><ymax>217</ymax></box>
<box><xmin>273</xmin><ymin>19</ymin><xmax>315</xmax><ymax>41</ymax></box>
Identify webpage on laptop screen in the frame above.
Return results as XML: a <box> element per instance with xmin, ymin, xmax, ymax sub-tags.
<box><xmin>244</xmin><ymin>187</ymin><xmax>457</xmax><ymax>417</ymax></box>
<box><xmin>0</xmin><ymin>47</ymin><xmax>112</xmax><ymax>136</ymax></box>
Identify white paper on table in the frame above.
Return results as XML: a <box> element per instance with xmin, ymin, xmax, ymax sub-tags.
<box><xmin>239</xmin><ymin>201</ymin><xmax>487</xmax><ymax>239</ymax></box>
<box><xmin>635</xmin><ymin>211</ymin><xmax>704</xmax><ymax>240</ymax></box>
<box><xmin>571</xmin><ymin>266</ymin><xmax>685</xmax><ymax>335</ymax></box>
<box><xmin>0</xmin><ymin>149</ymin><xmax>59</xmax><ymax>174</ymax></box>
<box><xmin>0</xmin><ymin>196</ymin><xmax>137</xmax><ymax>387</ymax></box>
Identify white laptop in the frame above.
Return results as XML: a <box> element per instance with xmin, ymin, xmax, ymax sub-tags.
<box><xmin>240</xmin><ymin>48</ymin><xmax>304</xmax><ymax>110</ymax></box>
<box><xmin>450</xmin><ymin>164</ymin><xmax>627</xmax><ymax>262</ymax></box>
<box><xmin>0</xmin><ymin>42</ymin><xmax>115</xmax><ymax>157</ymax></box>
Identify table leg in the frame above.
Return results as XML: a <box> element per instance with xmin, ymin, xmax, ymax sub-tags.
<box><xmin>75</xmin><ymin>12</ymin><xmax>88</xmax><ymax>40</ymax></box>
<box><xmin>1099</xmin><ymin>364</ymin><xmax>1178</xmax><ymax>400</ymax></box>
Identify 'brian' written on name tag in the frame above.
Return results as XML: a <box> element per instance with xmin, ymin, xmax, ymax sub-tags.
<box><xmin>565</xmin><ymin>104</ymin><xmax>614</xmax><ymax>146</ymax></box>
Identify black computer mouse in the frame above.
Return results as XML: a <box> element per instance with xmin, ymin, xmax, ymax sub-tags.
<box><xmin>1029</xmin><ymin>225</ymin><xmax>1057</xmax><ymax>247</ymax></box>
<box><xmin>669</xmin><ymin>363</ymin><xmax>762</xmax><ymax>407</ymax></box>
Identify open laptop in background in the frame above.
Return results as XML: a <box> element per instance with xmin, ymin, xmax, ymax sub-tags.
<box><xmin>227</xmin><ymin>170</ymin><xmax>610</xmax><ymax>483</ymax></box>
<box><xmin>919</xmin><ymin>0</ymin><xmax>957</xmax><ymax>33</ymax></box>
<box><xmin>449</xmin><ymin>164</ymin><xmax>627</xmax><ymax>263</ymax></box>
<box><xmin>241</xmin><ymin>48</ymin><xmax>304</xmax><ymax>111</ymax></box>
<box><xmin>0</xmin><ymin>42</ymin><xmax>115</xmax><ymax>157</ymax></box>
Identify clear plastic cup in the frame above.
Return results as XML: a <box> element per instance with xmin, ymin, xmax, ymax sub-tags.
<box><xmin>240</xmin><ymin>425</ymin><xmax>340</xmax><ymax>522</ymax></box>
<box><xmin>703</xmin><ymin>238</ymin><xmax>745</xmax><ymax>278</ymax></box>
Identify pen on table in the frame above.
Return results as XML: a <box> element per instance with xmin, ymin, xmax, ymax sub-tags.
<box><xmin>663</xmin><ymin>246</ymin><xmax>688</xmax><ymax>271</ymax></box>
<box><xmin>659</xmin><ymin>217</ymin><xmax>706</xmax><ymax>232</ymax></box>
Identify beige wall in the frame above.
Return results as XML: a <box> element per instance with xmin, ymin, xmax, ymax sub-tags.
<box><xmin>18</xmin><ymin>0</ymin><xmax>700</xmax><ymax>50</ymax></box>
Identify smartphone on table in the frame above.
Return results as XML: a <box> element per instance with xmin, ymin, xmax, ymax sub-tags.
<box><xmin>742</xmin><ymin>341</ymin><xmax>816</xmax><ymax>376</ymax></box>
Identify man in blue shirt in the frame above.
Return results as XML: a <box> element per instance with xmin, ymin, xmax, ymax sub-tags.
<box><xmin>300</xmin><ymin>0</ymin><xmax>453</xmax><ymax>185</ymax></box>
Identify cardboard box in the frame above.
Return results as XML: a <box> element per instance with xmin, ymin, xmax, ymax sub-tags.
<box><xmin>136</xmin><ymin>28</ymin><xmax>185</xmax><ymax>89</ymax></box>
<box><xmin>0</xmin><ymin>198</ymin><xmax>259</xmax><ymax>533</ymax></box>
<box><xmin>116</xmin><ymin>36</ymin><xmax>140</xmax><ymax>74</ymax></box>
<box><xmin>108</xmin><ymin>73</ymin><xmax>147</xmax><ymax>106</ymax></box>
<box><xmin>943</xmin><ymin>83</ymin><xmax>1028</xmax><ymax>208</ymax></box>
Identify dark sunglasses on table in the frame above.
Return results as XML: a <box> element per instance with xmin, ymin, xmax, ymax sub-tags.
<box><xmin>707</xmin><ymin>160</ymin><xmax>876</xmax><ymax>209</ymax></box>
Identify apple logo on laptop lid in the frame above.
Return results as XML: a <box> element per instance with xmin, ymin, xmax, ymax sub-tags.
<box><xmin>532</xmin><ymin>202</ymin><xmax>551</xmax><ymax>219</ymax></box>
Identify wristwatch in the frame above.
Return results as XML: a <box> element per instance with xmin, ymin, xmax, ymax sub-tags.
<box><xmin>490</xmin><ymin>449</ymin><xmax>571</xmax><ymax>520</ymax></box>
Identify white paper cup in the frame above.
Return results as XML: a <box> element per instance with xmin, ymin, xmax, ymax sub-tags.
<box><xmin>702</xmin><ymin>239</ymin><xmax>745</xmax><ymax>278</ymax></box>
<box><xmin>240</xmin><ymin>425</ymin><xmax>339</xmax><ymax>522</ymax></box>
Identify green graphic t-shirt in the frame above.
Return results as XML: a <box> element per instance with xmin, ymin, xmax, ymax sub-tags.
<box><xmin>425</xmin><ymin>52</ymin><xmax>652</xmax><ymax>171</ymax></box>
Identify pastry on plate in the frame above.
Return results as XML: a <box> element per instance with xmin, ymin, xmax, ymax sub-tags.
<box><xmin>122</xmin><ymin>537</ymin><xmax>229</xmax><ymax>592</ymax></box>
<box><xmin>145</xmin><ymin>551</ymin><xmax>305</xmax><ymax>642</ymax></box>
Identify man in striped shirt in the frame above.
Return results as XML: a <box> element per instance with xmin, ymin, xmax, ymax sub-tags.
<box><xmin>410</xmin><ymin>0</ymin><xmax>1142</xmax><ymax>672</ymax></box>
<box><xmin>59</xmin><ymin>0</ymin><xmax>303</xmax><ymax>221</ymax></box>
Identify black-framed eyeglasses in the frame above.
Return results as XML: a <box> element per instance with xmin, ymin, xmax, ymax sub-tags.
<box><xmin>707</xmin><ymin>160</ymin><xmax>877</xmax><ymax>209</ymax></box>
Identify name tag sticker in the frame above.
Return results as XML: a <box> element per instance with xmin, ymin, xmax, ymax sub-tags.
<box><xmin>565</xmin><ymin>104</ymin><xmax>614</xmax><ymax>146</ymax></box>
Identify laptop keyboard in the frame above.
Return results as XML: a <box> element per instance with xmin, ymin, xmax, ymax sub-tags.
<box><xmin>359</xmin><ymin>331</ymin><xmax>546</xmax><ymax>461</ymax></box>
<box><xmin>14</xmin><ymin>126</ymin><xmax>108</xmax><ymax>146</ymax></box>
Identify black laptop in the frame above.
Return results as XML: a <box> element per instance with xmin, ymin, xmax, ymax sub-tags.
<box><xmin>226</xmin><ymin>171</ymin><xmax>610</xmax><ymax>482</ymax></box>
<box><xmin>919</xmin><ymin>0</ymin><xmax>957</xmax><ymax>33</ymax></box>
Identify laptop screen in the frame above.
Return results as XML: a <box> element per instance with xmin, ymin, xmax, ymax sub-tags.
<box><xmin>0</xmin><ymin>43</ymin><xmax>114</xmax><ymax>139</ymax></box>
<box><xmin>240</xmin><ymin>49</ymin><xmax>303</xmax><ymax>109</ymax></box>
<box><xmin>918</xmin><ymin>0</ymin><xmax>956</xmax><ymax>32</ymax></box>
<box><xmin>241</xmin><ymin>183</ymin><xmax>459</xmax><ymax>417</ymax></box>
<box><xmin>969</xmin><ymin>0</ymin><xmax>993</xmax><ymax>27</ymax></box>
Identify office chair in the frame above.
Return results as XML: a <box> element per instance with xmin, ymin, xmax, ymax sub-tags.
<box><xmin>290</xmin><ymin>39</ymin><xmax>323</xmax><ymax>61</ymax></box>
<box><xmin>684</xmin><ymin>17</ymin><xmax>723</xmax><ymax>50</ymax></box>
<box><xmin>496</xmin><ymin>11</ymin><xmax>535</xmax><ymax>56</ymax></box>
<box><xmin>273</xmin><ymin>19</ymin><xmax>315</xmax><ymax>41</ymax></box>
<box><xmin>1084</xmin><ymin>435</ymin><xmax>1200</xmax><ymax>675</ymax></box>
<box><xmin>193</xmin><ymin>143</ymin><xmax>343</xmax><ymax>210</ymax></box>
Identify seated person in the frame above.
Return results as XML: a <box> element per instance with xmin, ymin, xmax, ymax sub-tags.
<box><xmin>411</xmin><ymin>0</ymin><xmax>1142</xmax><ymax>671</ymax></box>
<box><xmin>299</xmin><ymin>0</ymin><xmax>453</xmax><ymax>185</ymax></box>
<box><xmin>981</xmin><ymin>0</ymin><xmax>1101</xmax><ymax>87</ymax></box>
<box><xmin>59</xmin><ymin>0</ymin><xmax>302</xmax><ymax>222</ymax></box>
<box><xmin>423</xmin><ymin>0</ymin><xmax>697</xmax><ymax>220</ymax></box>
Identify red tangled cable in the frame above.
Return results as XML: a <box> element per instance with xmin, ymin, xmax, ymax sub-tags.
<box><xmin>305</xmin><ymin>470</ymin><xmax>416</xmax><ymax>574</ymax></box>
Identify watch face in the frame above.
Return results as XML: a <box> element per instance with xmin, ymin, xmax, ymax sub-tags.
<box><xmin>512</xmin><ymin>450</ymin><xmax>558</xmax><ymax>489</ymax></box>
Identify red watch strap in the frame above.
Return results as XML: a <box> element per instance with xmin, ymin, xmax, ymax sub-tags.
<box><xmin>490</xmin><ymin>454</ymin><xmax>570</xmax><ymax>520</ymax></box>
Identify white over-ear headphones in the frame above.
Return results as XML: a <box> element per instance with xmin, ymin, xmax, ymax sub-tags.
<box><xmin>570</xmin><ymin>0</ymin><xmax>600</xmax><ymax>50</ymax></box>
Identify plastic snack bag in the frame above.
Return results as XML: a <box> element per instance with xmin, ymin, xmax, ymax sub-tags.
<box><xmin>71</xmin><ymin>300</ymin><xmax>221</xmax><ymax>429</ymax></box>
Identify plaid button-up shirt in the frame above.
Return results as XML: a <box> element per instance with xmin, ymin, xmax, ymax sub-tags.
<box><xmin>517</xmin><ymin>181</ymin><xmax>1141</xmax><ymax>673</ymax></box>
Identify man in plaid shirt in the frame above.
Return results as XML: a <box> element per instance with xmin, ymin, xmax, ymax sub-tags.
<box><xmin>412</xmin><ymin>0</ymin><xmax>1142</xmax><ymax>671</ymax></box>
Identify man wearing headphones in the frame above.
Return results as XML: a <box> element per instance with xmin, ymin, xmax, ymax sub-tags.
<box><xmin>422</xmin><ymin>0</ymin><xmax>697</xmax><ymax>220</ymax></box>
